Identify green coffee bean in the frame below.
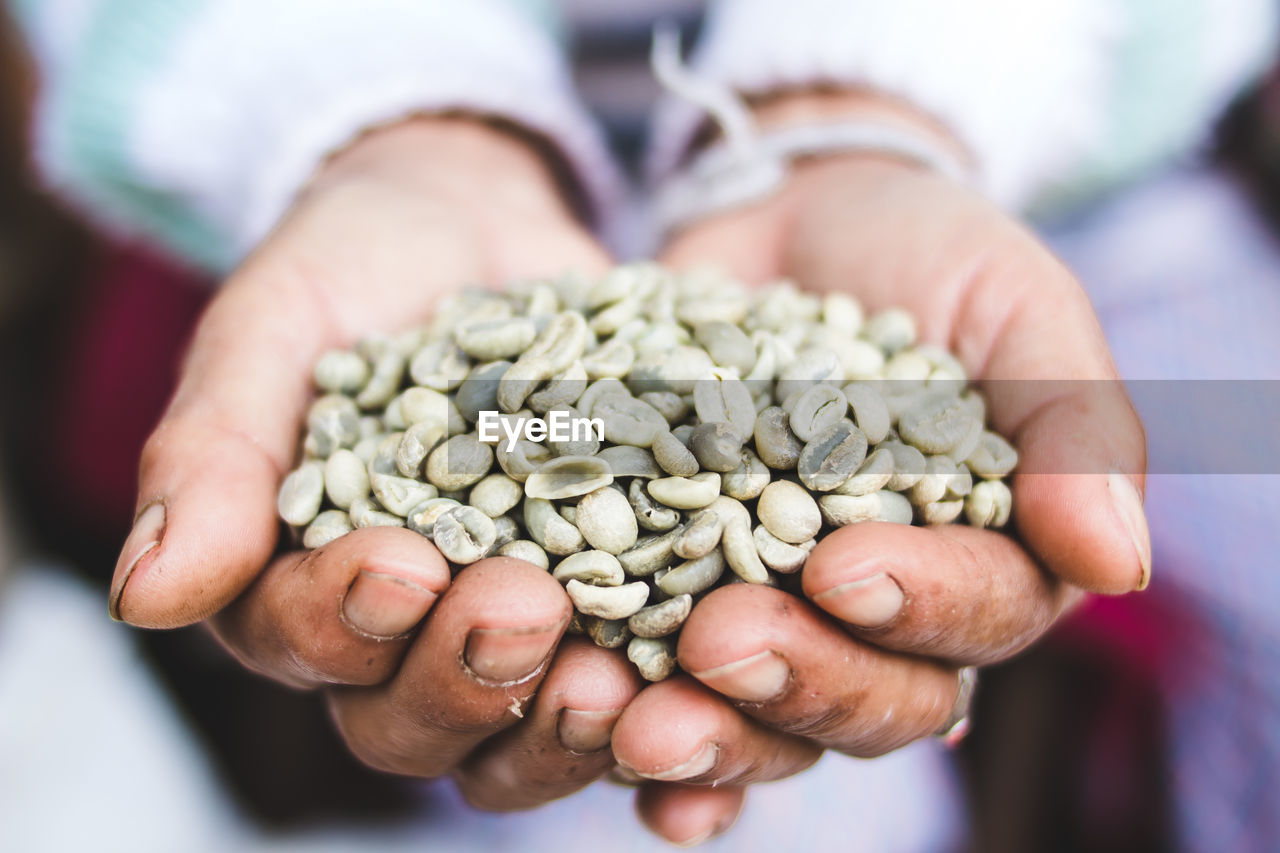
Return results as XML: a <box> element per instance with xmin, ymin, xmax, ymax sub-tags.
<box><xmin>673</xmin><ymin>509</ymin><xmax>725</xmax><ymax>560</ymax></box>
<box><xmin>863</xmin><ymin>308</ymin><xmax>916</xmax><ymax>353</ymax></box>
<box><xmin>553</xmin><ymin>550</ymin><xmax>625</xmax><ymax>586</ymax></box>
<box><xmin>350</xmin><ymin>496</ymin><xmax>405</xmax><ymax>529</ymax></box>
<box><xmin>648</xmin><ymin>472</ymin><xmax>721</xmax><ymax>509</ymax></box>
<box><xmin>583</xmin><ymin>616</ymin><xmax>633</xmax><ymax>649</ymax></box>
<box><xmin>456</xmin><ymin>316</ymin><xmax>537</xmax><ymax>361</ymax></box>
<box><xmin>965</xmin><ymin>479</ymin><xmax>1012</xmax><ymax>528</ymax></box>
<box><xmin>314</xmin><ymin>350</ymin><xmax>369</xmax><ymax>394</ymax></box>
<box><xmin>722</xmin><ymin>448</ymin><xmax>770</xmax><ymax>500</ymax></box>
<box><xmin>405</xmin><ymin>497</ymin><xmax>461</xmax><ymax>538</ymax></box>
<box><xmin>653</xmin><ymin>430</ymin><xmax>700</xmax><ymax>477</ymax></box>
<box><xmin>527</xmin><ymin>361</ymin><xmax>588</xmax><ymax>414</ymax></box>
<box><xmin>834</xmin><ymin>446</ymin><xmax>894</xmax><ymax>496</ymax></box>
<box><xmin>307</xmin><ymin>395</ymin><xmax>360</xmax><ymax>457</ymax></box>
<box><xmin>433</xmin><ymin>505</ymin><xmax>498</xmax><ymax>564</ymax></box>
<box><xmin>694</xmin><ymin>321</ymin><xmax>756</xmax><ymax>374</ymax></box>
<box><xmin>370</xmin><ymin>473</ymin><xmax>438</xmax><ymax>517</ymax></box>
<box><xmin>757</xmin><ymin>480</ymin><xmax>821</xmax><ymax>544</ymax></box>
<box><xmin>966</xmin><ymin>432</ymin><xmax>1019</xmax><ymax>479</ymax></box>
<box><xmin>303</xmin><ymin>509</ymin><xmax>353</xmax><ymax>549</ymax></box>
<box><xmin>594</xmin><ymin>393</ymin><xmax>668</xmax><ymax>447</ymax></box>
<box><xmin>899</xmin><ymin>392</ymin><xmax>978</xmax><ymax>455</ymax></box>
<box><xmin>798</xmin><ymin>419</ymin><xmax>868</xmax><ymax>492</ymax></box>
<box><xmin>627</xmin><ymin>636</ymin><xmax>678</xmax><ymax>682</ymax></box>
<box><xmin>754</xmin><ymin>407</ymin><xmax>803</xmax><ymax>471</ymax></box>
<box><xmin>689</xmin><ymin>422</ymin><xmax>747</xmax><ymax>473</ymax></box>
<box><xmin>567</xmin><ymin>578</ymin><xmax>650</xmax><ymax>619</ymax></box>
<box><xmin>496</xmin><ymin>539</ymin><xmax>550</xmax><ymax>569</ymax></box>
<box><xmin>356</xmin><ymin>350</ymin><xmax>406</xmax><ymax>410</ymax></box>
<box><xmin>752</xmin><ymin>524</ymin><xmax>812</xmax><ymax>573</ymax></box>
<box><xmin>628</xmin><ymin>594</ymin><xmax>693</xmax><ymax>638</ymax></box>
<box><xmin>629</xmin><ymin>479</ymin><xmax>681</xmax><ymax>532</ymax></box>
<box><xmin>324</xmin><ymin>449</ymin><xmax>369</xmax><ymax>510</ymax></box>
<box><xmin>919</xmin><ymin>498</ymin><xmax>964</xmax><ymax>525</ymax></box>
<box><xmin>656</xmin><ymin>550</ymin><xmax>725</xmax><ymax>596</ymax></box>
<box><xmin>469</xmin><ymin>472</ymin><xmax>523</xmax><ymax>518</ymax></box>
<box><xmin>576</xmin><ymin>485</ymin><xmax>639</xmax><ymax>555</ymax></box>
<box><xmin>282</xmin><ymin>263</ymin><xmax>1020</xmax><ymax>683</ymax></box>
<box><xmin>425</xmin><ymin>434</ymin><xmax>494</xmax><ymax>491</ymax></box>
<box><xmin>525</xmin><ymin>455</ymin><xmax>613</xmax><ymax>500</ymax></box>
<box><xmin>788</xmin><ymin>384</ymin><xmax>848</xmax><ymax>442</ymax></box>
<box><xmin>618</xmin><ymin>529</ymin><xmax>682</xmax><ymax>576</ymax></box>
<box><xmin>597</xmin><ymin>445</ymin><xmax>662</xmax><ymax>479</ymax></box>
<box><xmin>524</xmin><ymin>496</ymin><xmax>586</xmax><ymax>555</ymax></box>
<box><xmin>408</xmin><ymin>340</ymin><xmax>468</xmax><ymax>390</ymax></box>
<box><xmin>278</xmin><ymin>461</ymin><xmax>325</xmax><ymax>526</ymax></box>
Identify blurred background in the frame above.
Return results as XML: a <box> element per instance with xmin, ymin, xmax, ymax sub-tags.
<box><xmin>1</xmin><ymin>3</ymin><xmax>1278</xmax><ymax>852</ymax></box>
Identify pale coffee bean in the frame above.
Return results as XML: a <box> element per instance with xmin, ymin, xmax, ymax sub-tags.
<box><xmin>647</xmin><ymin>472</ymin><xmax>721</xmax><ymax>509</ymax></box>
<box><xmin>627</xmin><ymin>636</ymin><xmax>678</xmax><ymax>682</ymax></box>
<box><xmin>278</xmin><ymin>462</ymin><xmax>325</xmax><ymax>526</ymax></box>
<box><xmin>303</xmin><ymin>509</ymin><xmax>353</xmax><ymax>549</ymax></box>
<box><xmin>757</xmin><ymin>480</ymin><xmax>821</xmax><ymax>544</ymax></box>
<box><xmin>313</xmin><ymin>350</ymin><xmax>369</xmax><ymax>394</ymax></box>
<box><xmin>524</xmin><ymin>455</ymin><xmax>613</xmax><ymax>501</ymax></box>
<box><xmin>576</xmin><ymin>485</ymin><xmax>639</xmax><ymax>554</ymax></box>
<box><xmin>496</xmin><ymin>539</ymin><xmax>550</xmax><ymax>569</ymax></box>
<box><xmin>628</xmin><ymin>594</ymin><xmax>693</xmax><ymax>638</ymax></box>
<box><xmin>324</xmin><ymin>449</ymin><xmax>369</xmax><ymax>510</ymax></box>
<box><xmin>965</xmin><ymin>479</ymin><xmax>1013</xmax><ymax>528</ymax></box>
<box><xmin>566</xmin><ymin>579</ymin><xmax>650</xmax><ymax>620</ymax></box>
<box><xmin>553</xmin><ymin>550</ymin><xmax>626</xmax><ymax>586</ymax></box>
<box><xmin>433</xmin><ymin>505</ymin><xmax>498</xmax><ymax>564</ymax></box>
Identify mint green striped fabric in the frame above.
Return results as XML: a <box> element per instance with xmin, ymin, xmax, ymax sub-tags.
<box><xmin>59</xmin><ymin>0</ymin><xmax>226</xmax><ymax>269</ymax></box>
<box><xmin>9</xmin><ymin>0</ymin><xmax>564</xmax><ymax>273</ymax></box>
<box><xmin>1034</xmin><ymin>0</ymin><xmax>1273</xmax><ymax>217</ymax></box>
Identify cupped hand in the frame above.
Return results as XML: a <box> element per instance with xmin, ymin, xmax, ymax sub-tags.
<box><xmin>108</xmin><ymin>117</ymin><xmax>648</xmax><ymax>810</ymax></box>
<box><xmin>612</xmin><ymin>90</ymin><xmax>1149</xmax><ymax>843</ymax></box>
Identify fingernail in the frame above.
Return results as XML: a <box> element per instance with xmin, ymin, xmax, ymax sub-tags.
<box><xmin>690</xmin><ymin>650</ymin><xmax>790</xmax><ymax>703</ymax></box>
<box><xmin>465</xmin><ymin>621</ymin><xmax>565</xmax><ymax>685</ymax></box>
<box><xmin>109</xmin><ymin>501</ymin><xmax>166</xmax><ymax>621</ymax></box>
<box><xmin>675</xmin><ymin>816</ymin><xmax>735</xmax><ymax>849</ymax></box>
<box><xmin>340</xmin><ymin>568</ymin><xmax>438</xmax><ymax>639</ymax></box>
<box><xmin>632</xmin><ymin>742</ymin><xmax>719</xmax><ymax>782</ymax></box>
<box><xmin>812</xmin><ymin>571</ymin><xmax>904</xmax><ymax>628</ymax></box>
<box><xmin>557</xmin><ymin>708</ymin><xmax>623</xmax><ymax>753</ymax></box>
<box><xmin>1109</xmin><ymin>472</ymin><xmax>1152</xmax><ymax>591</ymax></box>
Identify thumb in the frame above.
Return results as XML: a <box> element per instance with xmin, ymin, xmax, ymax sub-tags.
<box><xmin>110</xmin><ymin>268</ymin><xmax>339</xmax><ymax>627</ymax></box>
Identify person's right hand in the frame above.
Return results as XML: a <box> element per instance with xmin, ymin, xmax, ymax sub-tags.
<box><xmin>108</xmin><ymin>117</ymin><xmax>649</xmax><ymax>809</ymax></box>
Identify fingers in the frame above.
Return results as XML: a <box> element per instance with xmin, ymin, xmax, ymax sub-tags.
<box><xmin>109</xmin><ymin>268</ymin><xmax>348</xmax><ymax>628</ymax></box>
<box><xmin>676</xmin><ymin>585</ymin><xmax>960</xmax><ymax>757</ymax></box>
<box><xmin>783</xmin><ymin>167</ymin><xmax>1149</xmax><ymax>594</ymax></box>
<box><xmin>612</xmin><ymin>677</ymin><xmax>820</xmax><ymax>785</ymax></box>
<box><xmin>452</xmin><ymin>638</ymin><xmax>645</xmax><ymax>811</ymax></box>
<box><xmin>328</xmin><ymin>558</ymin><xmax>572</xmax><ymax>778</ymax></box>
<box><xmin>108</xmin><ymin>190</ymin><xmax>493</xmax><ymax>628</ymax></box>
<box><xmin>801</xmin><ymin>522</ymin><xmax>1078</xmax><ymax>665</ymax></box>
<box><xmin>635</xmin><ymin>783</ymin><xmax>746</xmax><ymax>847</ymax></box>
<box><xmin>1004</xmin><ymin>392</ymin><xmax>1150</xmax><ymax>594</ymax></box>
<box><xmin>208</xmin><ymin>527</ymin><xmax>450</xmax><ymax>689</ymax></box>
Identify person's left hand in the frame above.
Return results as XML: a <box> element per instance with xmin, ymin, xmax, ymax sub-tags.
<box><xmin>608</xmin><ymin>90</ymin><xmax>1150</xmax><ymax>845</ymax></box>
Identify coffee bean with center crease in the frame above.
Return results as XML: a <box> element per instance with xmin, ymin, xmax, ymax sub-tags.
<box><xmin>278</xmin><ymin>264</ymin><xmax>1018</xmax><ymax>682</ymax></box>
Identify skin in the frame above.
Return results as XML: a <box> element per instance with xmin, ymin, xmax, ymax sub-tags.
<box><xmin>109</xmin><ymin>92</ymin><xmax>1148</xmax><ymax>846</ymax></box>
<box><xmin>615</xmin><ymin>91</ymin><xmax>1148</xmax><ymax>841</ymax></box>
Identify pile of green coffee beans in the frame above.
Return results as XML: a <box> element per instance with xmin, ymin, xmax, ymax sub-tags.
<box><xmin>277</xmin><ymin>264</ymin><xmax>1017</xmax><ymax>681</ymax></box>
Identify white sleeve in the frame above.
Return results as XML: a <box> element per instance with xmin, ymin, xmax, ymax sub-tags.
<box><xmin>649</xmin><ymin>0</ymin><xmax>1278</xmax><ymax>211</ymax></box>
<box><xmin>13</xmin><ymin>0</ymin><xmax>623</xmax><ymax>271</ymax></box>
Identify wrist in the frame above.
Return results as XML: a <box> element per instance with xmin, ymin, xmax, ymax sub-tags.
<box><xmin>748</xmin><ymin>89</ymin><xmax>967</xmax><ymax>157</ymax></box>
